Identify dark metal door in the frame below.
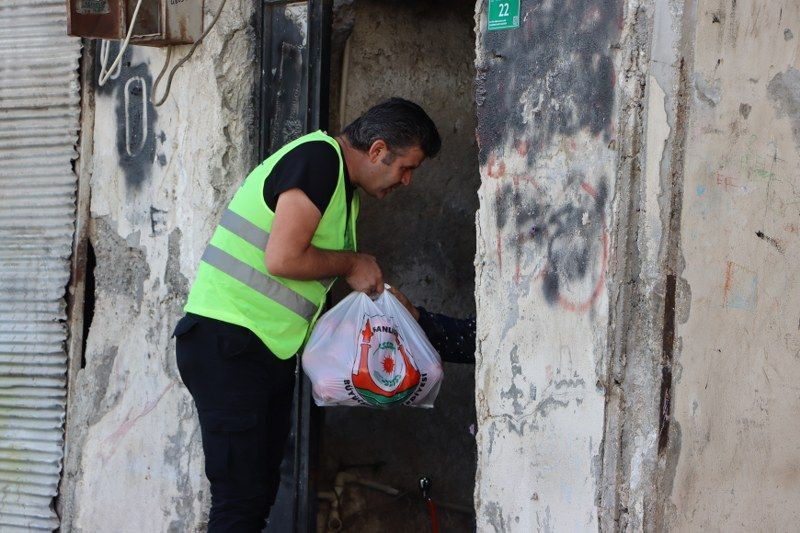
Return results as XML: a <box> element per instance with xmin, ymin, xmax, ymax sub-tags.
<box><xmin>257</xmin><ymin>1</ymin><xmax>332</xmax><ymax>532</ymax></box>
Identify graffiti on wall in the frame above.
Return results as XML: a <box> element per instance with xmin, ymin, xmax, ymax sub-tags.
<box><xmin>96</xmin><ymin>42</ymin><xmax>165</xmax><ymax>189</ymax></box>
<box><xmin>476</xmin><ymin>1</ymin><xmax>622</xmax><ymax>164</ymax></box>
<box><xmin>490</xmin><ymin>148</ymin><xmax>609</xmax><ymax>313</ymax></box>
<box><xmin>722</xmin><ymin>260</ymin><xmax>758</xmax><ymax>311</ymax></box>
<box><xmin>477</xmin><ymin>1</ymin><xmax>620</xmax><ymax>312</ymax></box>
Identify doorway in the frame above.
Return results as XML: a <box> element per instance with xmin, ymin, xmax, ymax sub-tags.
<box><xmin>320</xmin><ymin>1</ymin><xmax>479</xmax><ymax>530</ymax></box>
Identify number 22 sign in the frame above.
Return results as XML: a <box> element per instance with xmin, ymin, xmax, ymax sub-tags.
<box><xmin>488</xmin><ymin>0</ymin><xmax>520</xmax><ymax>31</ymax></box>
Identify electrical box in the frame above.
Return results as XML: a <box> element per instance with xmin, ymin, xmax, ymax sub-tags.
<box><xmin>67</xmin><ymin>0</ymin><xmax>203</xmax><ymax>46</ymax></box>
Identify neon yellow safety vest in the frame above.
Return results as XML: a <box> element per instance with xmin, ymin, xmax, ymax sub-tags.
<box><xmin>184</xmin><ymin>131</ymin><xmax>359</xmax><ymax>359</ymax></box>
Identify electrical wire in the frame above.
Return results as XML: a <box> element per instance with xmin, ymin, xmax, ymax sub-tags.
<box><xmin>98</xmin><ymin>40</ymin><xmax>122</xmax><ymax>82</ymax></box>
<box><xmin>152</xmin><ymin>45</ymin><xmax>173</xmax><ymax>101</ymax></box>
<box><xmin>98</xmin><ymin>0</ymin><xmax>144</xmax><ymax>86</ymax></box>
<box><xmin>152</xmin><ymin>0</ymin><xmax>229</xmax><ymax>106</ymax></box>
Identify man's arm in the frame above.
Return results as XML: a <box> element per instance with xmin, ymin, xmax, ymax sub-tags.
<box><xmin>265</xmin><ymin>188</ymin><xmax>383</xmax><ymax>294</ymax></box>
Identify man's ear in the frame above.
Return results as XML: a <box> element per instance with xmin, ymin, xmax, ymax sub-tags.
<box><xmin>368</xmin><ymin>139</ymin><xmax>388</xmax><ymax>163</ymax></box>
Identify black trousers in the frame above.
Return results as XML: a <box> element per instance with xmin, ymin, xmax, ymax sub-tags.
<box><xmin>174</xmin><ymin>313</ymin><xmax>296</xmax><ymax>533</ymax></box>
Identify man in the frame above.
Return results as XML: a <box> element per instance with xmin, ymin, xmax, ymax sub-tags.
<box><xmin>174</xmin><ymin>98</ymin><xmax>440</xmax><ymax>532</ymax></box>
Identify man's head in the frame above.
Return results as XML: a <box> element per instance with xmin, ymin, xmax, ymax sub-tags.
<box><xmin>340</xmin><ymin>98</ymin><xmax>440</xmax><ymax>199</ymax></box>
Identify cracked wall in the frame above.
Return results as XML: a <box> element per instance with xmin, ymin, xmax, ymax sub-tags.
<box><xmin>668</xmin><ymin>1</ymin><xmax>800</xmax><ymax>529</ymax></box>
<box><xmin>58</xmin><ymin>1</ymin><xmax>257</xmax><ymax>530</ymax></box>
<box><xmin>474</xmin><ymin>1</ymin><xmax>623</xmax><ymax>530</ymax></box>
<box><xmin>598</xmin><ymin>1</ymin><xmax>695</xmax><ymax>530</ymax></box>
<box><xmin>474</xmin><ymin>1</ymin><xmax>800</xmax><ymax>531</ymax></box>
<box><xmin>52</xmin><ymin>1</ymin><xmax>800</xmax><ymax>529</ymax></box>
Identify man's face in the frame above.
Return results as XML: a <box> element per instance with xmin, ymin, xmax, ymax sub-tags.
<box><xmin>362</xmin><ymin>141</ymin><xmax>426</xmax><ymax>199</ymax></box>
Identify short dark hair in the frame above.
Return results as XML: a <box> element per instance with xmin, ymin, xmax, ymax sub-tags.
<box><xmin>343</xmin><ymin>98</ymin><xmax>441</xmax><ymax>158</ymax></box>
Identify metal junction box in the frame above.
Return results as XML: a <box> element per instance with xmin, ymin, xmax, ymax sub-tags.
<box><xmin>67</xmin><ymin>0</ymin><xmax>203</xmax><ymax>46</ymax></box>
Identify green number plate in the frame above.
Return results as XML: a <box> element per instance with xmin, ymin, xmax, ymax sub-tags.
<box><xmin>488</xmin><ymin>0</ymin><xmax>520</xmax><ymax>31</ymax></box>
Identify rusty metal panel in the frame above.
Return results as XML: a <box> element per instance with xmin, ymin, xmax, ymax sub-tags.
<box><xmin>130</xmin><ymin>0</ymin><xmax>204</xmax><ymax>47</ymax></box>
<box><xmin>128</xmin><ymin>0</ymin><xmax>160</xmax><ymax>39</ymax></box>
<box><xmin>68</xmin><ymin>0</ymin><xmax>126</xmax><ymax>40</ymax></box>
<box><xmin>0</xmin><ymin>0</ymin><xmax>81</xmax><ymax>530</ymax></box>
<box><xmin>68</xmin><ymin>0</ymin><xmax>202</xmax><ymax>45</ymax></box>
<box><xmin>163</xmin><ymin>0</ymin><xmax>203</xmax><ymax>45</ymax></box>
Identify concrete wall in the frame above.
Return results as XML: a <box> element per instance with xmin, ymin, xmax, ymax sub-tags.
<box><xmin>321</xmin><ymin>1</ymin><xmax>479</xmax><ymax>530</ymax></box>
<box><xmin>473</xmin><ymin>0</ymin><xmax>800</xmax><ymax>531</ymax></box>
<box><xmin>58</xmin><ymin>1</ymin><xmax>257</xmax><ymax>530</ymax></box>
<box><xmin>54</xmin><ymin>0</ymin><xmax>800</xmax><ymax>530</ymax></box>
<box><xmin>596</xmin><ymin>1</ymin><xmax>800</xmax><ymax>529</ymax></box>
<box><xmin>668</xmin><ymin>1</ymin><xmax>800</xmax><ymax>529</ymax></box>
<box><xmin>599</xmin><ymin>1</ymin><xmax>692</xmax><ymax>529</ymax></box>
<box><xmin>473</xmin><ymin>1</ymin><xmax>623</xmax><ymax>530</ymax></box>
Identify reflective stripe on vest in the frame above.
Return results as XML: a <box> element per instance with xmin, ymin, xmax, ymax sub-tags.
<box><xmin>201</xmin><ymin>244</ymin><xmax>318</xmax><ymax>320</ymax></box>
<box><xmin>209</xmin><ymin>208</ymin><xmax>335</xmax><ymax>307</ymax></box>
<box><xmin>219</xmin><ymin>209</ymin><xmax>269</xmax><ymax>249</ymax></box>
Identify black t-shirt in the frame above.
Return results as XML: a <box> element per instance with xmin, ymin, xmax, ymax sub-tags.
<box><xmin>263</xmin><ymin>140</ymin><xmax>354</xmax><ymax>217</ymax></box>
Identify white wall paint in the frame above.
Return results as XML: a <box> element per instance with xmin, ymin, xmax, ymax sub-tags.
<box><xmin>60</xmin><ymin>1</ymin><xmax>256</xmax><ymax>530</ymax></box>
<box><xmin>670</xmin><ymin>1</ymin><xmax>800</xmax><ymax>529</ymax></box>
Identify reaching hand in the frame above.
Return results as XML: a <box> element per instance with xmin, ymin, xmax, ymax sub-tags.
<box><xmin>389</xmin><ymin>286</ymin><xmax>420</xmax><ymax>321</ymax></box>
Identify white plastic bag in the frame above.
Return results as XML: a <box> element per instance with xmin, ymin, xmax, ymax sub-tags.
<box><xmin>301</xmin><ymin>286</ymin><xmax>443</xmax><ymax>408</ymax></box>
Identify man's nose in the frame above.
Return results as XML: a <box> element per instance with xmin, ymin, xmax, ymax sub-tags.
<box><xmin>401</xmin><ymin>170</ymin><xmax>412</xmax><ymax>186</ymax></box>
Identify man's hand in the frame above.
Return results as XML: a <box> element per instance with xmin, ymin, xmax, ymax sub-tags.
<box><xmin>389</xmin><ymin>286</ymin><xmax>420</xmax><ymax>320</ymax></box>
<box><xmin>267</xmin><ymin>189</ymin><xmax>379</xmax><ymax>288</ymax></box>
<box><xmin>346</xmin><ymin>253</ymin><xmax>384</xmax><ymax>295</ymax></box>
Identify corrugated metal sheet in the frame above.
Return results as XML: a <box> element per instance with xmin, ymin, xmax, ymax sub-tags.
<box><xmin>0</xmin><ymin>0</ymin><xmax>81</xmax><ymax>530</ymax></box>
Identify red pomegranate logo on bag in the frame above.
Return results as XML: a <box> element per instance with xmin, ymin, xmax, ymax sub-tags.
<box><xmin>350</xmin><ymin>315</ymin><xmax>421</xmax><ymax>406</ymax></box>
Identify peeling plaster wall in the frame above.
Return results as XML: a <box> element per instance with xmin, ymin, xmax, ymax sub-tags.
<box><xmin>58</xmin><ymin>1</ymin><xmax>256</xmax><ymax>530</ymax></box>
<box><xmin>474</xmin><ymin>1</ymin><xmax>800</xmax><ymax>529</ymax></box>
<box><xmin>668</xmin><ymin>1</ymin><xmax>800</xmax><ymax>529</ymax></box>
<box><xmin>598</xmin><ymin>1</ymin><xmax>694</xmax><ymax>530</ymax></box>
<box><xmin>474</xmin><ymin>1</ymin><xmax>623</xmax><ymax>530</ymax></box>
<box><xmin>50</xmin><ymin>1</ymin><xmax>800</xmax><ymax>529</ymax></box>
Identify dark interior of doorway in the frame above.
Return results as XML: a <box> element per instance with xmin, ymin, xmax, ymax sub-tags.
<box><xmin>319</xmin><ymin>1</ymin><xmax>479</xmax><ymax>531</ymax></box>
